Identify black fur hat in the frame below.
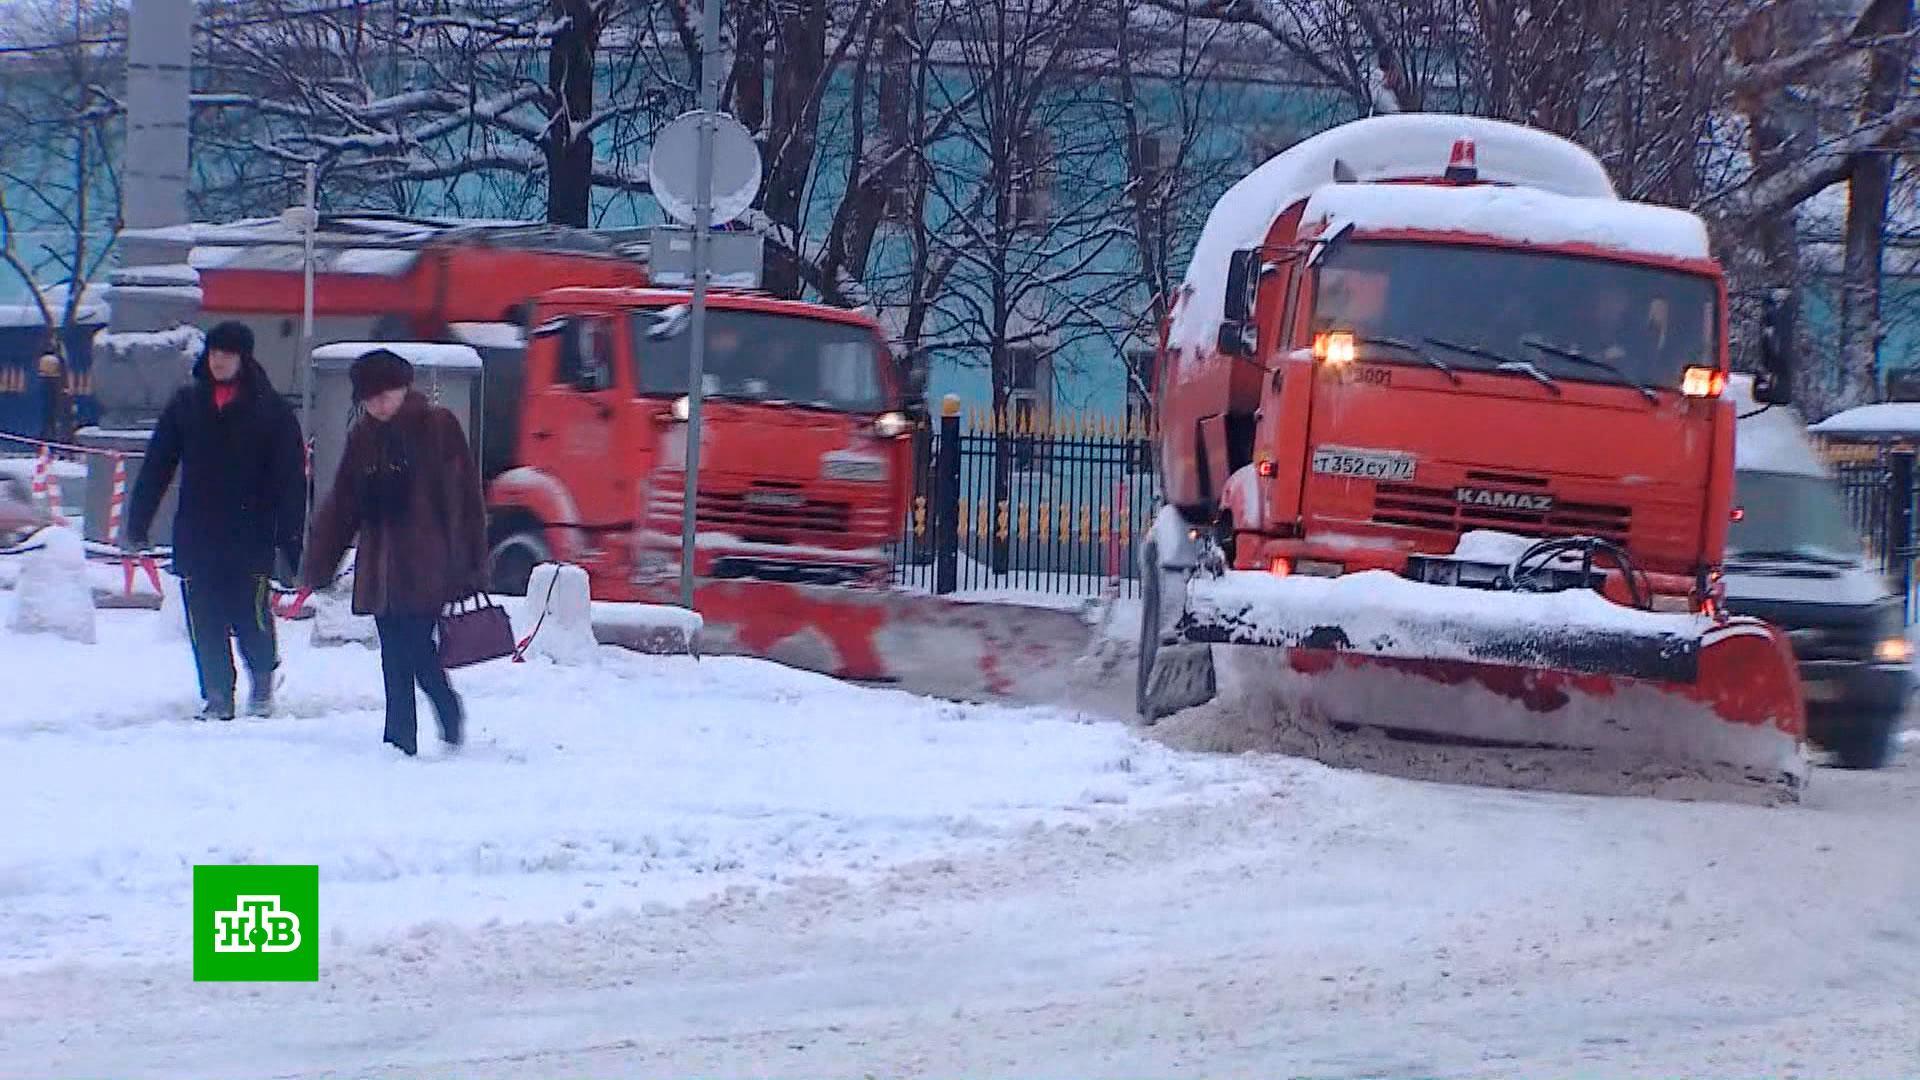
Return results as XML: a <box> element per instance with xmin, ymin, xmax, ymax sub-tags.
<box><xmin>349</xmin><ymin>348</ymin><xmax>415</xmax><ymax>402</ymax></box>
<box><xmin>203</xmin><ymin>321</ymin><xmax>255</xmax><ymax>360</ymax></box>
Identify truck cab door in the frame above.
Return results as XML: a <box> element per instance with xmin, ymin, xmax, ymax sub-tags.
<box><xmin>523</xmin><ymin>314</ymin><xmax>628</xmax><ymax>530</ymax></box>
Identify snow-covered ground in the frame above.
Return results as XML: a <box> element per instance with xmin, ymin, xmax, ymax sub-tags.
<box><xmin>3</xmin><ymin>600</ymin><xmax>1917</xmax><ymax>1076</ymax></box>
<box><xmin>0</xmin><ymin>607</ymin><xmax>1254</xmax><ymax>976</ymax></box>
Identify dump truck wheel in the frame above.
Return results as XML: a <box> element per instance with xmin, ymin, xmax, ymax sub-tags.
<box><xmin>488</xmin><ymin>515</ymin><xmax>549</xmax><ymax>597</ymax></box>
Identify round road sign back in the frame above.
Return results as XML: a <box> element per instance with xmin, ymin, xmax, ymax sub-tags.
<box><xmin>649</xmin><ymin>110</ymin><xmax>762</xmax><ymax>227</ymax></box>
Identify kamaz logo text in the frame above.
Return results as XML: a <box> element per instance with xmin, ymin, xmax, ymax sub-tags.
<box><xmin>213</xmin><ymin>895</ymin><xmax>303</xmax><ymax>954</ymax></box>
<box><xmin>1455</xmin><ymin>487</ymin><xmax>1555</xmax><ymax>513</ymax></box>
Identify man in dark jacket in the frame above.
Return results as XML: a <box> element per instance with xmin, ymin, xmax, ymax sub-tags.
<box><xmin>127</xmin><ymin>321</ymin><xmax>307</xmax><ymax>721</ymax></box>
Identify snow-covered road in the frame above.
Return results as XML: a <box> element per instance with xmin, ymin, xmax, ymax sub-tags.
<box><xmin>3</xmin><ymin>606</ymin><xmax>1918</xmax><ymax>1076</ymax></box>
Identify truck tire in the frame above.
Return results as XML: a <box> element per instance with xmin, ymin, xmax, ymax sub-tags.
<box><xmin>1828</xmin><ymin>712</ymin><xmax>1900</xmax><ymax>770</ymax></box>
<box><xmin>487</xmin><ymin>514</ymin><xmax>549</xmax><ymax>596</ymax></box>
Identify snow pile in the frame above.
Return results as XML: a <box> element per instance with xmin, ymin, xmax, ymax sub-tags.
<box><xmin>1301</xmin><ymin>183</ymin><xmax>1711</xmax><ymax>262</ymax></box>
<box><xmin>1808</xmin><ymin>402</ymin><xmax>1920</xmax><ymax>440</ymax></box>
<box><xmin>1169</xmin><ymin>113</ymin><xmax>1616</xmax><ymax>356</ymax></box>
<box><xmin>151</xmin><ymin>572</ymin><xmax>188</xmax><ymax>641</ymax></box>
<box><xmin>8</xmin><ymin>527</ymin><xmax>96</xmax><ymax>643</ymax></box>
<box><xmin>590</xmin><ymin>598</ymin><xmax>703</xmax><ymax>655</ymax></box>
<box><xmin>0</xmin><ymin>608</ymin><xmax>1254</xmax><ymax>970</ymax></box>
<box><xmin>521</xmin><ymin>563</ymin><xmax>596</xmax><ymax>665</ymax></box>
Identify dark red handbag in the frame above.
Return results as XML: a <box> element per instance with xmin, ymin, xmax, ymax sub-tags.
<box><xmin>437</xmin><ymin>592</ymin><xmax>516</xmax><ymax>669</ymax></box>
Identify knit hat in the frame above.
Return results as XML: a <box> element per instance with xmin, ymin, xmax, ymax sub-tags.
<box><xmin>350</xmin><ymin>348</ymin><xmax>415</xmax><ymax>402</ymax></box>
<box><xmin>203</xmin><ymin>321</ymin><xmax>255</xmax><ymax>360</ymax></box>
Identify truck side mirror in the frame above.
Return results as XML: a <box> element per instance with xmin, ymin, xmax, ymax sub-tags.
<box><xmin>1754</xmin><ymin>292</ymin><xmax>1795</xmax><ymax>406</ymax></box>
<box><xmin>1219</xmin><ymin>249</ymin><xmax>1261</xmax><ymax>357</ymax></box>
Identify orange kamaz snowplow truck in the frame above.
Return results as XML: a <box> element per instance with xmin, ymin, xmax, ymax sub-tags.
<box><xmin>482</xmin><ymin>286</ymin><xmax>1101</xmax><ymax>692</ymax></box>
<box><xmin>1139</xmin><ymin>114</ymin><xmax>1809</xmax><ymax>797</ymax></box>
<box><xmin>484</xmin><ymin>287</ymin><xmax>912</xmax><ymax>626</ymax></box>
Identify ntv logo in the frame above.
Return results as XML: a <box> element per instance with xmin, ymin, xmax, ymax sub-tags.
<box><xmin>194</xmin><ymin>865</ymin><xmax>319</xmax><ymax>981</ymax></box>
<box><xmin>213</xmin><ymin>895</ymin><xmax>302</xmax><ymax>953</ymax></box>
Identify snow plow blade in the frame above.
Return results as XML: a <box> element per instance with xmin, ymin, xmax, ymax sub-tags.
<box><xmin>1152</xmin><ymin>570</ymin><xmax>1808</xmax><ymax>797</ymax></box>
<box><xmin>678</xmin><ymin>580</ymin><xmax>1100</xmax><ymax>702</ymax></box>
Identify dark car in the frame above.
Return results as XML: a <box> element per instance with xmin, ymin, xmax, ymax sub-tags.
<box><xmin>1724</xmin><ymin>387</ymin><xmax>1911</xmax><ymax>769</ymax></box>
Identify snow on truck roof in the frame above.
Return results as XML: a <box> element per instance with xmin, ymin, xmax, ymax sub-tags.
<box><xmin>1300</xmin><ymin>184</ymin><xmax>1712</xmax><ymax>263</ymax></box>
<box><xmin>1168</xmin><ymin>114</ymin><xmax>1687</xmax><ymax>355</ymax></box>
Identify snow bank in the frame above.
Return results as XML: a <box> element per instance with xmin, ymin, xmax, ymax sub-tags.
<box><xmin>1301</xmin><ymin>183</ymin><xmax>1711</xmax><ymax>262</ymax></box>
<box><xmin>151</xmin><ymin>572</ymin><xmax>188</xmax><ymax>641</ymax></box>
<box><xmin>0</xmin><ymin>608</ymin><xmax>1253</xmax><ymax>970</ymax></box>
<box><xmin>1808</xmin><ymin>402</ymin><xmax>1920</xmax><ymax>440</ymax></box>
<box><xmin>8</xmin><ymin>527</ymin><xmax>95</xmax><ymax>643</ymax></box>
<box><xmin>313</xmin><ymin>341</ymin><xmax>482</xmax><ymax>370</ymax></box>
<box><xmin>1169</xmin><ymin>114</ymin><xmax>1616</xmax><ymax>356</ymax></box>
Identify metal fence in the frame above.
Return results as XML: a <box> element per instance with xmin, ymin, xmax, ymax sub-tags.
<box><xmin>1832</xmin><ymin>446</ymin><xmax>1918</xmax><ymax>620</ymax></box>
<box><xmin>892</xmin><ymin>403</ymin><xmax>1156</xmax><ymax>598</ymax></box>
<box><xmin>883</xmin><ymin>414</ymin><xmax>1920</xmax><ymax>618</ymax></box>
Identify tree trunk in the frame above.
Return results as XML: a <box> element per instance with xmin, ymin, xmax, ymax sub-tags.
<box><xmin>760</xmin><ymin>0</ymin><xmax>828</xmax><ymax>298</ymax></box>
<box><xmin>545</xmin><ymin>0</ymin><xmax>600</xmax><ymax>227</ymax></box>
<box><xmin>1835</xmin><ymin>0</ymin><xmax>1914</xmax><ymax>408</ymax></box>
<box><xmin>731</xmin><ymin>1</ymin><xmax>767</xmax><ymax>136</ymax></box>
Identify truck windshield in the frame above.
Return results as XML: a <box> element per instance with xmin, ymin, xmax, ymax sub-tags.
<box><xmin>1727</xmin><ymin>470</ymin><xmax>1864</xmax><ymax>563</ymax></box>
<box><xmin>631</xmin><ymin>308</ymin><xmax>889</xmax><ymax>412</ymax></box>
<box><xmin>1311</xmin><ymin>240</ymin><xmax>1718</xmax><ymax>391</ymax></box>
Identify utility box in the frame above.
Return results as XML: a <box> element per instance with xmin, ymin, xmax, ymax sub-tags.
<box><xmin>309</xmin><ymin>342</ymin><xmax>484</xmax><ymax>507</ymax></box>
<box><xmin>74</xmin><ymin>426</ymin><xmax>174</xmax><ymax>545</ymax></box>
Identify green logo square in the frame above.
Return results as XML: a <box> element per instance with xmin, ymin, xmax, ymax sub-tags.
<box><xmin>193</xmin><ymin>864</ymin><xmax>319</xmax><ymax>982</ymax></box>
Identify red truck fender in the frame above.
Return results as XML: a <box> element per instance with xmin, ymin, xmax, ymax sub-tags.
<box><xmin>486</xmin><ymin>466</ymin><xmax>588</xmax><ymax>564</ymax></box>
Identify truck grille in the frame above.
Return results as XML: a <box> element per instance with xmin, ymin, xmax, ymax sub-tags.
<box><xmin>696</xmin><ymin>482</ymin><xmax>851</xmax><ymax>540</ymax></box>
<box><xmin>1370</xmin><ymin>473</ymin><xmax>1631</xmax><ymax>545</ymax></box>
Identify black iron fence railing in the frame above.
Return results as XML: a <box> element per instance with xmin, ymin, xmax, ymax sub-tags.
<box><xmin>892</xmin><ymin>402</ymin><xmax>1156</xmax><ymax>598</ymax></box>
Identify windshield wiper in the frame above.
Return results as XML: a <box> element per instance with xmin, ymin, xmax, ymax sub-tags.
<box><xmin>1521</xmin><ymin>336</ymin><xmax>1660</xmax><ymax>404</ymax></box>
<box><xmin>1423</xmin><ymin>336</ymin><xmax>1560</xmax><ymax>396</ymax></box>
<box><xmin>1494</xmin><ymin>361</ymin><xmax>1563</xmax><ymax>396</ymax></box>
<box><xmin>1423</xmin><ymin>335</ymin><xmax>1514</xmax><ymax>368</ymax></box>
<box><xmin>1351</xmin><ymin>335</ymin><xmax>1462</xmax><ymax>385</ymax></box>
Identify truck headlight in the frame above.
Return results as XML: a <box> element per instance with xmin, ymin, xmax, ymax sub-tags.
<box><xmin>671</xmin><ymin>396</ymin><xmax>690</xmax><ymax>422</ymax></box>
<box><xmin>874</xmin><ymin>412</ymin><xmax>911</xmax><ymax>438</ymax></box>
<box><xmin>1874</xmin><ymin>636</ymin><xmax>1913</xmax><ymax>664</ymax></box>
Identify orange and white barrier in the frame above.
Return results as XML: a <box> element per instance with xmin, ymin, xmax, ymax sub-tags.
<box><xmin>29</xmin><ymin>446</ymin><xmax>66</xmax><ymax>522</ymax></box>
<box><xmin>106</xmin><ymin>454</ymin><xmax>125</xmax><ymax>544</ymax></box>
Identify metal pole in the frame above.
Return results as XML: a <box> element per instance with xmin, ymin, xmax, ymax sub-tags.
<box><xmin>677</xmin><ymin>0</ymin><xmax>722</xmax><ymax>610</ymax></box>
<box><xmin>298</xmin><ymin>162</ymin><xmax>318</xmax><ymax>551</ymax></box>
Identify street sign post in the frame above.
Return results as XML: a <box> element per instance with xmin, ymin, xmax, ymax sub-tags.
<box><xmin>646</xmin><ymin>20</ymin><xmax>762</xmax><ymax>611</ymax></box>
